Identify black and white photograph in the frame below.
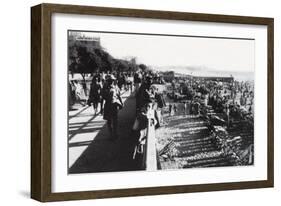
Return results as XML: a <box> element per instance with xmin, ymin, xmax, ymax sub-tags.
<box><xmin>67</xmin><ymin>30</ymin><xmax>255</xmax><ymax>174</ymax></box>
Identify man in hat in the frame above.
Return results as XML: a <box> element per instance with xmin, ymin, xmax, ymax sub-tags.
<box><xmin>102</xmin><ymin>74</ymin><xmax>123</xmax><ymax>140</ymax></box>
<box><xmin>136</xmin><ymin>75</ymin><xmax>155</xmax><ymax>113</ymax></box>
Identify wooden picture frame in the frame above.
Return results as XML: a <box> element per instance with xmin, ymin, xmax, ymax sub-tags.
<box><xmin>31</xmin><ymin>3</ymin><xmax>274</xmax><ymax>202</ymax></box>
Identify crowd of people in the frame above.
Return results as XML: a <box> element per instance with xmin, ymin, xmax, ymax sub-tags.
<box><xmin>69</xmin><ymin>69</ymin><xmax>255</xmax><ymax>140</ymax></box>
<box><xmin>170</xmin><ymin>77</ymin><xmax>255</xmax><ymax>126</ymax></box>
<box><xmin>69</xmin><ymin>70</ymin><xmax>166</xmax><ymax>141</ymax></box>
<box><xmin>69</xmin><ymin>69</ymin><xmax>255</xmax><ymax>168</ymax></box>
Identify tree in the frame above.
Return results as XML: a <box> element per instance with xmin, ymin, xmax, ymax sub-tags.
<box><xmin>139</xmin><ymin>64</ymin><xmax>148</xmax><ymax>72</ymax></box>
<box><xmin>69</xmin><ymin>46</ymin><xmax>102</xmax><ymax>95</ymax></box>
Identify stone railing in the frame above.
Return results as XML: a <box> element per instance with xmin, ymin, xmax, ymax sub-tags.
<box><xmin>140</xmin><ymin>104</ymin><xmax>158</xmax><ymax>171</ymax></box>
<box><xmin>144</xmin><ymin>117</ymin><xmax>157</xmax><ymax>171</ymax></box>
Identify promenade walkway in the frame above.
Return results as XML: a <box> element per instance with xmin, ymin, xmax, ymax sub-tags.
<box><xmin>68</xmin><ymin>91</ymin><xmax>140</xmax><ymax>173</ymax></box>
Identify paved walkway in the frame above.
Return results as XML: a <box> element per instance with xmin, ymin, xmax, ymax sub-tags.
<box><xmin>68</xmin><ymin>91</ymin><xmax>140</xmax><ymax>173</ymax></box>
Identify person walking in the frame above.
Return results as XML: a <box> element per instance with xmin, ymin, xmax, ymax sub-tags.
<box><xmin>183</xmin><ymin>101</ymin><xmax>187</xmax><ymax>116</ymax></box>
<box><xmin>126</xmin><ymin>74</ymin><xmax>134</xmax><ymax>94</ymax></box>
<box><xmin>99</xmin><ymin>77</ymin><xmax>105</xmax><ymax>115</ymax></box>
<box><xmin>73</xmin><ymin>80</ymin><xmax>86</xmax><ymax>106</ymax></box>
<box><xmin>136</xmin><ymin>76</ymin><xmax>155</xmax><ymax>113</ymax></box>
<box><xmin>169</xmin><ymin>104</ymin><xmax>173</xmax><ymax>116</ymax></box>
<box><xmin>102</xmin><ymin>75</ymin><xmax>124</xmax><ymax>140</ymax></box>
<box><xmin>173</xmin><ymin>104</ymin><xmax>178</xmax><ymax>114</ymax></box>
<box><xmin>134</xmin><ymin>72</ymin><xmax>142</xmax><ymax>94</ymax></box>
<box><xmin>88</xmin><ymin>76</ymin><xmax>102</xmax><ymax>115</ymax></box>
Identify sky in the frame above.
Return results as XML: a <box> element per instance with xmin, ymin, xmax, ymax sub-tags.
<box><xmin>70</xmin><ymin>31</ymin><xmax>255</xmax><ymax>78</ymax></box>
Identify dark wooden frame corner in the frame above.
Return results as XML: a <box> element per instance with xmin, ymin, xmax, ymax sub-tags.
<box><xmin>31</xmin><ymin>3</ymin><xmax>274</xmax><ymax>202</ymax></box>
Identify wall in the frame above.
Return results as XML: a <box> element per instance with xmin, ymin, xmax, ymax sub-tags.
<box><xmin>0</xmin><ymin>0</ymin><xmax>279</xmax><ymax>205</ymax></box>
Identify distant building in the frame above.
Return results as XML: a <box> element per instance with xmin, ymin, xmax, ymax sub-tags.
<box><xmin>69</xmin><ymin>32</ymin><xmax>101</xmax><ymax>52</ymax></box>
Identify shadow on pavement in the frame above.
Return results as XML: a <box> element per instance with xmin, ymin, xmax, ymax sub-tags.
<box><xmin>69</xmin><ymin>94</ymin><xmax>143</xmax><ymax>174</ymax></box>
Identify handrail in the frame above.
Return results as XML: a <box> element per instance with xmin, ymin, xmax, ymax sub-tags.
<box><xmin>145</xmin><ymin>118</ymin><xmax>157</xmax><ymax>171</ymax></box>
<box><xmin>142</xmin><ymin>107</ymin><xmax>158</xmax><ymax>171</ymax></box>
